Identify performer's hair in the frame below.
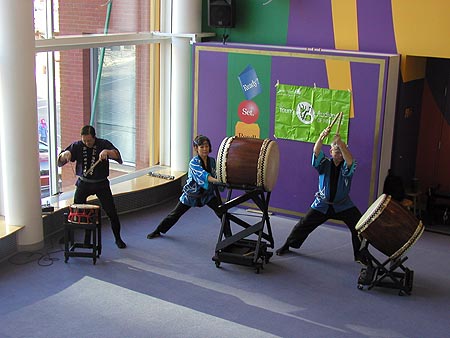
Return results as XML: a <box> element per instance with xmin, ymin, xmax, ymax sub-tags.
<box><xmin>80</xmin><ymin>125</ymin><xmax>96</xmax><ymax>137</ymax></box>
<box><xmin>193</xmin><ymin>135</ymin><xmax>212</xmax><ymax>153</ymax></box>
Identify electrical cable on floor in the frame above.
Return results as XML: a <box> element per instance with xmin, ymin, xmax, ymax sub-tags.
<box><xmin>8</xmin><ymin>249</ymin><xmax>63</xmax><ymax>266</ymax></box>
<box><xmin>8</xmin><ymin>236</ymin><xmax>64</xmax><ymax>267</ymax></box>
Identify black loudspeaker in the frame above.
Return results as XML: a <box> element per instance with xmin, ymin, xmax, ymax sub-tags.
<box><xmin>208</xmin><ymin>0</ymin><xmax>235</xmax><ymax>28</ymax></box>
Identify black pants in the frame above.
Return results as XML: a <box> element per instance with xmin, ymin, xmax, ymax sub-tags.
<box><xmin>285</xmin><ymin>206</ymin><xmax>363</xmax><ymax>257</ymax></box>
<box><xmin>156</xmin><ymin>197</ymin><xmax>222</xmax><ymax>234</ymax></box>
<box><xmin>74</xmin><ymin>179</ymin><xmax>122</xmax><ymax>241</ymax></box>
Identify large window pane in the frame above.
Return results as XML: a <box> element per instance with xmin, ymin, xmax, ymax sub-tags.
<box><xmin>56</xmin><ymin>0</ymin><xmax>152</xmax><ymax>37</ymax></box>
<box><xmin>95</xmin><ymin>46</ymin><xmax>136</xmax><ymax>165</ymax></box>
<box><xmin>34</xmin><ymin>0</ymin><xmax>158</xmax><ymax>197</ymax></box>
<box><xmin>57</xmin><ymin>45</ymin><xmax>152</xmax><ymax>190</ymax></box>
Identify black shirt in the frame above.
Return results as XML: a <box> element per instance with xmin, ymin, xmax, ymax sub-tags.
<box><xmin>329</xmin><ymin>161</ymin><xmax>342</xmax><ymax>203</ymax></box>
<box><xmin>65</xmin><ymin>138</ymin><xmax>122</xmax><ymax>180</ymax></box>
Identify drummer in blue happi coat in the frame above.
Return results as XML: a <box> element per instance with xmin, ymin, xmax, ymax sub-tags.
<box><xmin>275</xmin><ymin>126</ymin><xmax>369</xmax><ymax>265</ymax></box>
<box><xmin>147</xmin><ymin>135</ymin><xmax>223</xmax><ymax>239</ymax></box>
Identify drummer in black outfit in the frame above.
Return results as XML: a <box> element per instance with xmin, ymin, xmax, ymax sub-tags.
<box><xmin>276</xmin><ymin>126</ymin><xmax>368</xmax><ymax>264</ymax></box>
<box><xmin>58</xmin><ymin>125</ymin><xmax>126</xmax><ymax>249</ymax></box>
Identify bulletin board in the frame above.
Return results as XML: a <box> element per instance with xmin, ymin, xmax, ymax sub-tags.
<box><xmin>193</xmin><ymin>42</ymin><xmax>399</xmax><ymax>216</ymax></box>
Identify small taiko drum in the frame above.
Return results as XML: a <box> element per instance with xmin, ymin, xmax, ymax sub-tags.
<box><xmin>216</xmin><ymin>137</ymin><xmax>280</xmax><ymax>191</ymax></box>
<box><xmin>68</xmin><ymin>204</ymin><xmax>100</xmax><ymax>224</ymax></box>
<box><xmin>355</xmin><ymin>194</ymin><xmax>424</xmax><ymax>260</ymax></box>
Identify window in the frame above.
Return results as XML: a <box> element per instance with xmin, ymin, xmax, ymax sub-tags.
<box><xmin>34</xmin><ymin>0</ymin><xmax>160</xmax><ymax>197</ymax></box>
<box><xmin>93</xmin><ymin>46</ymin><xmax>137</xmax><ymax>165</ymax></box>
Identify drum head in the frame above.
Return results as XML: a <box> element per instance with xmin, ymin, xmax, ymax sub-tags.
<box><xmin>355</xmin><ymin>194</ymin><xmax>390</xmax><ymax>233</ymax></box>
<box><xmin>216</xmin><ymin>136</ymin><xmax>233</xmax><ymax>185</ymax></box>
<box><xmin>258</xmin><ymin>139</ymin><xmax>279</xmax><ymax>191</ymax></box>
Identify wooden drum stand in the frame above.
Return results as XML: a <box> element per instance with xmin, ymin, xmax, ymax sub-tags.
<box><xmin>357</xmin><ymin>241</ymin><xmax>414</xmax><ymax>296</ymax></box>
<box><xmin>213</xmin><ymin>136</ymin><xmax>279</xmax><ymax>273</ymax></box>
<box><xmin>212</xmin><ymin>183</ymin><xmax>274</xmax><ymax>273</ymax></box>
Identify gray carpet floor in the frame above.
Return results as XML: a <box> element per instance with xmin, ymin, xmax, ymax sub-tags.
<box><xmin>0</xmin><ymin>198</ymin><xmax>449</xmax><ymax>338</ymax></box>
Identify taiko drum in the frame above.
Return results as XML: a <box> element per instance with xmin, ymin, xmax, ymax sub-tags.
<box><xmin>216</xmin><ymin>137</ymin><xmax>280</xmax><ymax>191</ymax></box>
<box><xmin>68</xmin><ymin>204</ymin><xmax>100</xmax><ymax>224</ymax></box>
<box><xmin>355</xmin><ymin>194</ymin><xmax>424</xmax><ymax>260</ymax></box>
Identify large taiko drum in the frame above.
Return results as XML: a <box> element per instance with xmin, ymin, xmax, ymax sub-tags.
<box><xmin>68</xmin><ymin>204</ymin><xmax>100</xmax><ymax>224</ymax></box>
<box><xmin>216</xmin><ymin>137</ymin><xmax>280</xmax><ymax>191</ymax></box>
<box><xmin>355</xmin><ymin>194</ymin><xmax>424</xmax><ymax>260</ymax></box>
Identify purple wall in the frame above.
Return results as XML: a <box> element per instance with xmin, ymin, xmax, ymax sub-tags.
<box><xmin>287</xmin><ymin>0</ymin><xmax>335</xmax><ymax>49</ymax></box>
<box><xmin>196</xmin><ymin>51</ymin><xmax>229</xmax><ymax>153</ymax></box>
<box><xmin>194</xmin><ymin>43</ymin><xmax>395</xmax><ymax>216</ymax></box>
<box><xmin>357</xmin><ymin>1</ymin><xmax>397</xmax><ymax>54</ymax></box>
<box><xmin>269</xmin><ymin>56</ymin><xmax>329</xmax><ymax>212</ymax></box>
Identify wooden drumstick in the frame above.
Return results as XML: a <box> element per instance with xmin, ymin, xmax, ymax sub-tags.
<box><xmin>328</xmin><ymin>112</ymin><xmax>340</xmax><ymax>128</ymax></box>
<box><xmin>336</xmin><ymin>112</ymin><xmax>343</xmax><ymax>134</ymax></box>
<box><xmin>84</xmin><ymin>158</ymin><xmax>102</xmax><ymax>176</ymax></box>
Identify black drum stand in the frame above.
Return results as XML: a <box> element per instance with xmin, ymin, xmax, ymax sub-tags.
<box><xmin>212</xmin><ymin>183</ymin><xmax>274</xmax><ymax>273</ymax></box>
<box><xmin>63</xmin><ymin>212</ymin><xmax>102</xmax><ymax>265</ymax></box>
<box><xmin>357</xmin><ymin>242</ymin><xmax>414</xmax><ymax>296</ymax></box>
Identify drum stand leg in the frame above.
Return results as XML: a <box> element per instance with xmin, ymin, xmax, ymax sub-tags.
<box><xmin>357</xmin><ymin>248</ymin><xmax>414</xmax><ymax>296</ymax></box>
<box><xmin>212</xmin><ymin>185</ymin><xmax>274</xmax><ymax>273</ymax></box>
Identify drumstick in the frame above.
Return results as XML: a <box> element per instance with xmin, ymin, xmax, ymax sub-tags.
<box><xmin>84</xmin><ymin>158</ymin><xmax>102</xmax><ymax>176</ymax></box>
<box><xmin>328</xmin><ymin>112</ymin><xmax>340</xmax><ymax>128</ymax></box>
<box><xmin>336</xmin><ymin>112</ymin><xmax>343</xmax><ymax>134</ymax></box>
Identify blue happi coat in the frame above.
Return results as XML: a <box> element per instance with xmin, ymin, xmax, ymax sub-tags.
<box><xmin>311</xmin><ymin>150</ymin><xmax>357</xmax><ymax>213</ymax></box>
<box><xmin>180</xmin><ymin>155</ymin><xmax>217</xmax><ymax>207</ymax></box>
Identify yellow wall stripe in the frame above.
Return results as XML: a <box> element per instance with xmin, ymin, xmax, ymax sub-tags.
<box><xmin>326</xmin><ymin>59</ymin><xmax>355</xmax><ymax>118</ymax></box>
<box><xmin>392</xmin><ymin>0</ymin><xmax>450</xmax><ymax>59</ymax></box>
<box><xmin>400</xmin><ymin>55</ymin><xmax>427</xmax><ymax>83</ymax></box>
<box><xmin>331</xmin><ymin>0</ymin><xmax>359</xmax><ymax>51</ymax></box>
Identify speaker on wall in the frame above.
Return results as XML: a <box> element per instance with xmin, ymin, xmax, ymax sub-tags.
<box><xmin>208</xmin><ymin>0</ymin><xmax>235</xmax><ymax>28</ymax></box>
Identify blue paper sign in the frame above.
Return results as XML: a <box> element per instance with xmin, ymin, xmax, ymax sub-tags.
<box><xmin>238</xmin><ymin>65</ymin><xmax>262</xmax><ymax>100</ymax></box>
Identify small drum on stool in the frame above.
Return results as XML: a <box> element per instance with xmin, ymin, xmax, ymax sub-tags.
<box><xmin>64</xmin><ymin>204</ymin><xmax>102</xmax><ymax>264</ymax></box>
<box><xmin>68</xmin><ymin>204</ymin><xmax>100</xmax><ymax>224</ymax></box>
<box><xmin>216</xmin><ymin>137</ymin><xmax>280</xmax><ymax>191</ymax></box>
<box><xmin>356</xmin><ymin>194</ymin><xmax>424</xmax><ymax>260</ymax></box>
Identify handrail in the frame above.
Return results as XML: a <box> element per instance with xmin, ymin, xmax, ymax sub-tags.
<box><xmin>35</xmin><ymin>31</ymin><xmax>215</xmax><ymax>52</ymax></box>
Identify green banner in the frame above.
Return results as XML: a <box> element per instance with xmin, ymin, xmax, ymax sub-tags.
<box><xmin>274</xmin><ymin>84</ymin><xmax>351</xmax><ymax>144</ymax></box>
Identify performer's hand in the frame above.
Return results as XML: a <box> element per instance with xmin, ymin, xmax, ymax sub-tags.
<box><xmin>333</xmin><ymin>134</ymin><xmax>345</xmax><ymax>147</ymax></box>
<box><xmin>99</xmin><ymin>150</ymin><xmax>109</xmax><ymax>161</ymax></box>
<box><xmin>58</xmin><ymin>150</ymin><xmax>71</xmax><ymax>166</ymax></box>
<box><xmin>320</xmin><ymin>126</ymin><xmax>331</xmax><ymax>140</ymax></box>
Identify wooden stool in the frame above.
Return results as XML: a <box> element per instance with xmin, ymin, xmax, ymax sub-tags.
<box><xmin>64</xmin><ymin>204</ymin><xmax>102</xmax><ymax>264</ymax></box>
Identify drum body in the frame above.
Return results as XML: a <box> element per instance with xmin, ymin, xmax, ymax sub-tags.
<box><xmin>216</xmin><ymin>137</ymin><xmax>280</xmax><ymax>191</ymax></box>
<box><xmin>68</xmin><ymin>204</ymin><xmax>100</xmax><ymax>224</ymax></box>
<box><xmin>355</xmin><ymin>194</ymin><xmax>424</xmax><ymax>259</ymax></box>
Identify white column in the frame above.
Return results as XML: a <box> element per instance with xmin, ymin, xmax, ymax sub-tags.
<box><xmin>0</xmin><ymin>1</ymin><xmax>44</xmax><ymax>250</ymax></box>
<box><xmin>159</xmin><ymin>0</ymin><xmax>172</xmax><ymax>166</ymax></box>
<box><xmin>170</xmin><ymin>0</ymin><xmax>202</xmax><ymax>171</ymax></box>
